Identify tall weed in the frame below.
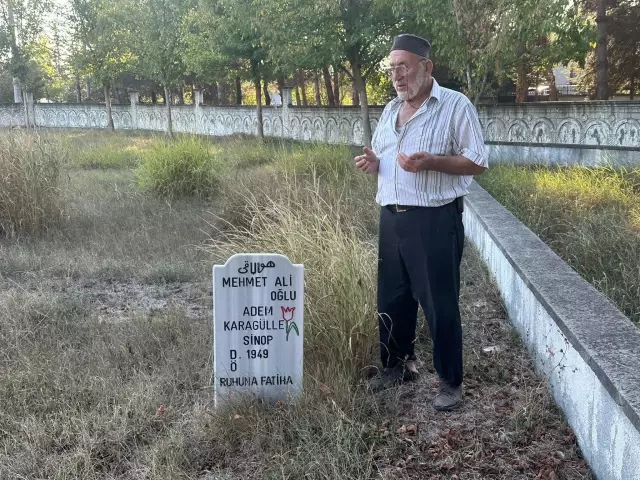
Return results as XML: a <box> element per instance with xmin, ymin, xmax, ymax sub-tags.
<box><xmin>0</xmin><ymin>131</ymin><xmax>64</xmax><ymax>237</ymax></box>
<box><xmin>478</xmin><ymin>164</ymin><xmax>640</xmax><ymax>325</ymax></box>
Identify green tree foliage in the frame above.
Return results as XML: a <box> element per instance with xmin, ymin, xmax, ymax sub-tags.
<box><xmin>186</xmin><ymin>0</ymin><xmax>275</xmax><ymax>138</ymax></box>
<box><xmin>70</xmin><ymin>0</ymin><xmax>136</xmax><ymax>128</ymax></box>
<box><xmin>132</xmin><ymin>0</ymin><xmax>192</xmax><ymax>136</ymax></box>
<box><xmin>26</xmin><ymin>0</ymin><xmax>637</xmax><ymax>135</ymax></box>
<box><xmin>0</xmin><ymin>0</ymin><xmax>52</xmax><ymax>99</ymax></box>
<box><xmin>28</xmin><ymin>36</ymin><xmax>66</xmax><ymax>101</ymax></box>
<box><xmin>607</xmin><ymin>1</ymin><xmax>640</xmax><ymax>98</ymax></box>
<box><xmin>576</xmin><ymin>0</ymin><xmax>640</xmax><ymax>99</ymax></box>
<box><xmin>405</xmin><ymin>0</ymin><xmax>593</xmax><ymax>103</ymax></box>
<box><xmin>262</xmin><ymin>0</ymin><xmax>406</xmax><ymax>145</ymax></box>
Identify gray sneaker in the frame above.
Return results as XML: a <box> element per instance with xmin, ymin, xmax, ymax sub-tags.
<box><xmin>433</xmin><ymin>381</ymin><xmax>463</xmax><ymax>411</ymax></box>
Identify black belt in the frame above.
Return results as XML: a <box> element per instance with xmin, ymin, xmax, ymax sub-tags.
<box><xmin>385</xmin><ymin>198</ymin><xmax>464</xmax><ymax>214</ymax></box>
<box><xmin>385</xmin><ymin>204</ymin><xmax>418</xmax><ymax>213</ymax></box>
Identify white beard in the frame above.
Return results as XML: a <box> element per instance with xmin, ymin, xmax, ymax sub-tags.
<box><xmin>396</xmin><ymin>66</ymin><xmax>427</xmax><ymax>101</ymax></box>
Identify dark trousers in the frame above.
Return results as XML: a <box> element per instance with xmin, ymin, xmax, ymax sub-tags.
<box><xmin>377</xmin><ymin>199</ymin><xmax>464</xmax><ymax>387</ymax></box>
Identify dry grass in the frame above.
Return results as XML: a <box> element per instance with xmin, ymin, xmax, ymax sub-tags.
<box><xmin>378</xmin><ymin>248</ymin><xmax>592</xmax><ymax>479</ymax></box>
<box><xmin>0</xmin><ymin>130</ymin><xmax>592</xmax><ymax>479</ymax></box>
<box><xmin>0</xmin><ymin>131</ymin><xmax>64</xmax><ymax>237</ymax></box>
<box><xmin>209</xmin><ymin>171</ymin><xmax>379</xmax><ymax>384</ymax></box>
<box><xmin>477</xmin><ymin>164</ymin><xmax>640</xmax><ymax>326</ymax></box>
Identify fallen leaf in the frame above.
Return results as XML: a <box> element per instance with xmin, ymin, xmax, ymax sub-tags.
<box><xmin>232</xmin><ymin>414</ymin><xmax>243</xmax><ymax>420</ymax></box>
<box><xmin>318</xmin><ymin>382</ymin><xmax>331</xmax><ymax>394</ymax></box>
<box><xmin>397</xmin><ymin>424</ymin><xmax>418</xmax><ymax>435</ymax></box>
<box><xmin>156</xmin><ymin>405</ymin><xmax>166</xmax><ymax>416</ymax></box>
<box><xmin>536</xmin><ymin>467</ymin><xmax>558</xmax><ymax>480</ymax></box>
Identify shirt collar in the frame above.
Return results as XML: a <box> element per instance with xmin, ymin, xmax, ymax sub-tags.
<box><xmin>430</xmin><ymin>78</ymin><xmax>442</xmax><ymax>102</ymax></box>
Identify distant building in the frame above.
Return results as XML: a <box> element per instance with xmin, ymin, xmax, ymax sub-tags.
<box><xmin>535</xmin><ymin>66</ymin><xmax>581</xmax><ymax>96</ymax></box>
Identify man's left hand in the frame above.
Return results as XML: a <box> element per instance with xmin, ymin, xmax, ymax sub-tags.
<box><xmin>397</xmin><ymin>152</ymin><xmax>432</xmax><ymax>173</ymax></box>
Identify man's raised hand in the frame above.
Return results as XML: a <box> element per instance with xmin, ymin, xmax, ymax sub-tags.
<box><xmin>354</xmin><ymin>147</ymin><xmax>380</xmax><ymax>174</ymax></box>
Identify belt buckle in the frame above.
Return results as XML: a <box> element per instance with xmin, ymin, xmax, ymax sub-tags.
<box><xmin>395</xmin><ymin>204</ymin><xmax>409</xmax><ymax>213</ymax></box>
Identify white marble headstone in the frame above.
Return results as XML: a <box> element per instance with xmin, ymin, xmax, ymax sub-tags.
<box><xmin>213</xmin><ymin>253</ymin><xmax>304</xmax><ymax>407</ymax></box>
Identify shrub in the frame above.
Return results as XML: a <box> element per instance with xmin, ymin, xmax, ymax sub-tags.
<box><xmin>135</xmin><ymin>136</ymin><xmax>227</xmax><ymax>198</ymax></box>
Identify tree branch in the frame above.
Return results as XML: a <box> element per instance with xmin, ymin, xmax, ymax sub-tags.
<box><xmin>339</xmin><ymin>64</ymin><xmax>354</xmax><ymax>80</ymax></box>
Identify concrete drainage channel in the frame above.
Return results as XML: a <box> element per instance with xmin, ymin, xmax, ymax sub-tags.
<box><xmin>463</xmin><ymin>181</ymin><xmax>640</xmax><ymax>480</ymax></box>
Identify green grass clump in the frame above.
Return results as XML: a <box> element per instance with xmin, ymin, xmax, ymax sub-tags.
<box><xmin>61</xmin><ymin>130</ymin><xmax>158</xmax><ymax>169</ymax></box>
<box><xmin>136</xmin><ymin>136</ymin><xmax>227</xmax><ymax>198</ymax></box>
<box><xmin>223</xmin><ymin>137</ymin><xmax>279</xmax><ymax>169</ymax></box>
<box><xmin>477</xmin><ymin>163</ymin><xmax>640</xmax><ymax>325</ymax></box>
<box><xmin>0</xmin><ymin>131</ymin><xmax>64</xmax><ymax>237</ymax></box>
<box><xmin>68</xmin><ymin>144</ymin><xmax>140</xmax><ymax>169</ymax></box>
<box><xmin>274</xmin><ymin>143</ymin><xmax>354</xmax><ymax>180</ymax></box>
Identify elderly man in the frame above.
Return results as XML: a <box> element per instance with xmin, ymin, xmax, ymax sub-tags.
<box><xmin>354</xmin><ymin>34</ymin><xmax>488</xmax><ymax>411</ymax></box>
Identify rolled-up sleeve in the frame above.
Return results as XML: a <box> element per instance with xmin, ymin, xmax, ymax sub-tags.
<box><xmin>453</xmin><ymin>100</ymin><xmax>488</xmax><ymax>167</ymax></box>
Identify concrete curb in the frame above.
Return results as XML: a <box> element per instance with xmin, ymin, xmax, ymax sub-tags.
<box><xmin>464</xmin><ymin>181</ymin><xmax>640</xmax><ymax>480</ymax></box>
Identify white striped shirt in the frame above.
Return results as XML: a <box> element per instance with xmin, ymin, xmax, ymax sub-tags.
<box><xmin>372</xmin><ymin>79</ymin><xmax>488</xmax><ymax>207</ymax></box>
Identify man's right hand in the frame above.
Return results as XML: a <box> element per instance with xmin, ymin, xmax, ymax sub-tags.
<box><xmin>354</xmin><ymin>147</ymin><xmax>380</xmax><ymax>174</ymax></box>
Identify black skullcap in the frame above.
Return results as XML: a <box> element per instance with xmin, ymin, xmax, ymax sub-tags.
<box><xmin>391</xmin><ymin>34</ymin><xmax>431</xmax><ymax>58</ymax></box>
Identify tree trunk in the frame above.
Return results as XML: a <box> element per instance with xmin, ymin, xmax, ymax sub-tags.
<box><xmin>333</xmin><ymin>67</ymin><xmax>340</xmax><ymax>105</ymax></box>
<box><xmin>75</xmin><ymin>74</ymin><xmax>82</xmax><ymax>103</ymax></box>
<box><xmin>631</xmin><ymin>74</ymin><xmax>636</xmax><ymax>100</ymax></box>
<box><xmin>104</xmin><ymin>84</ymin><xmax>114</xmax><ymax>130</ymax></box>
<box><xmin>277</xmin><ymin>75</ymin><xmax>286</xmax><ymax>94</ymax></box>
<box><xmin>298</xmin><ymin>69</ymin><xmax>308</xmax><ymax>106</ymax></box>
<box><xmin>352</xmin><ymin>62</ymin><xmax>371</xmax><ymax>148</ymax></box>
<box><xmin>465</xmin><ymin>63</ymin><xmax>474</xmax><ymax>100</ymax></box>
<box><xmin>254</xmin><ymin>74</ymin><xmax>264</xmax><ymax>139</ymax></box>
<box><xmin>151</xmin><ymin>90</ymin><xmax>157</xmax><ymax>104</ymax></box>
<box><xmin>86</xmin><ymin>76</ymin><xmax>91</xmax><ymax>101</ymax></box>
<box><xmin>473</xmin><ymin>72</ymin><xmax>487</xmax><ymax>106</ymax></box>
<box><xmin>7</xmin><ymin>0</ymin><xmax>22</xmax><ymax>103</ymax></box>
<box><xmin>322</xmin><ymin>67</ymin><xmax>335</xmax><ymax>105</ymax></box>
<box><xmin>314</xmin><ymin>71</ymin><xmax>322</xmax><ymax>105</ymax></box>
<box><xmin>218</xmin><ymin>83</ymin><xmax>226</xmax><ymax>105</ymax></box>
<box><xmin>351</xmin><ymin>75</ymin><xmax>360</xmax><ymax>106</ymax></box>
<box><xmin>115</xmin><ymin>87</ymin><xmax>123</xmax><ymax>105</ymax></box>
<box><xmin>164</xmin><ymin>86</ymin><xmax>173</xmax><ymax>138</ymax></box>
<box><xmin>263</xmin><ymin>81</ymin><xmax>270</xmax><ymax>106</ymax></box>
<box><xmin>515</xmin><ymin>44</ymin><xmax>528</xmax><ymax>103</ymax></box>
<box><xmin>546</xmin><ymin>64</ymin><xmax>558</xmax><ymax>101</ymax></box>
<box><xmin>596</xmin><ymin>0</ymin><xmax>608</xmax><ymax>100</ymax></box>
<box><xmin>294</xmin><ymin>86</ymin><xmax>301</xmax><ymax>105</ymax></box>
<box><xmin>207</xmin><ymin>82</ymin><xmax>216</xmax><ymax>105</ymax></box>
<box><xmin>12</xmin><ymin>77</ymin><xmax>21</xmax><ymax>104</ymax></box>
<box><xmin>235</xmin><ymin>76</ymin><xmax>242</xmax><ymax>105</ymax></box>
<box><xmin>22</xmin><ymin>91</ymin><xmax>30</xmax><ymax>127</ymax></box>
